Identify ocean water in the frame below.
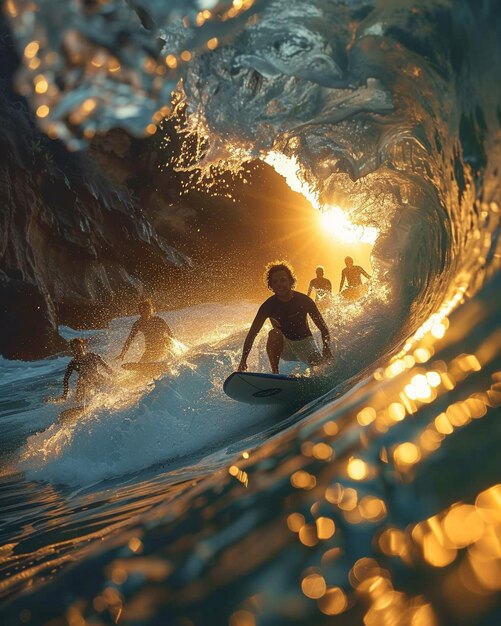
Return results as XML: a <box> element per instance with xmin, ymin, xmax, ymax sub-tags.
<box><xmin>2</xmin><ymin>1</ymin><xmax>501</xmax><ymax>625</ymax></box>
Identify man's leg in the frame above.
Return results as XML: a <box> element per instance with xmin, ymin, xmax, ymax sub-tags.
<box><xmin>75</xmin><ymin>378</ymin><xmax>88</xmax><ymax>405</ymax></box>
<box><xmin>267</xmin><ymin>329</ymin><xmax>284</xmax><ymax>374</ymax></box>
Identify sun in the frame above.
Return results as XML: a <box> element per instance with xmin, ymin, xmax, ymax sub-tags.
<box><xmin>319</xmin><ymin>207</ymin><xmax>378</xmax><ymax>245</ymax></box>
<box><xmin>264</xmin><ymin>151</ymin><xmax>378</xmax><ymax>245</ymax></box>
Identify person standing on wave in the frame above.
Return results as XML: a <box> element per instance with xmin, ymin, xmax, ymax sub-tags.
<box><xmin>339</xmin><ymin>256</ymin><xmax>371</xmax><ymax>299</ymax></box>
<box><xmin>237</xmin><ymin>261</ymin><xmax>332</xmax><ymax>374</ymax></box>
<box><xmin>307</xmin><ymin>265</ymin><xmax>333</xmax><ymax>308</ymax></box>
<box><xmin>116</xmin><ymin>299</ymin><xmax>175</xmax><ymax>363</ymax></box>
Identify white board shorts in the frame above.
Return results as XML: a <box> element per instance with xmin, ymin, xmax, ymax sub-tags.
<box><xmin>281</xmin><ymin>335</ymin><xmax>320</xmax><ymax>364</ymax></box>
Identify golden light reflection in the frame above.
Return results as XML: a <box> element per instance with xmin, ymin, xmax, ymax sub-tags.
<box><xmin>357</xmin><ymin>406</ymin><xmax>377</xmax><ymax>426</ymax></box>
<box><xmin>316</xmin><ymin>517</ymin><xmax>336</xmax><ymax>539</ymax></box>
<box><xmin>393</xmin><ymin>442</ymin><xmax>421</xmax><ymax>469</ymax></box>
<box><xmin>359</xmin><ymin>496</ymin><xmax>387</xmax><ymax>522</ymax></box>
<box><xmin>317</xmin><ymin>587</ymin><xmax>348</xmax><ymax>615</ymax></box>
<box><xmin>301</xmin><ymin>573</ymin><xmax>327</xmax><ymax>599</ymax></box>
<box><xmin>36</xmin><ymin>104</ymin><xmax>49</xmax><ymax>118</ymax></box>
<box><xmin>475</xmin><ymin>484</ymin><xmax>501</xmax><ymax>524</ymax></box>
<box><xmin>388</xmin><ymin>402</ymin><xmax>406</xmax><ymax>421</ymax></box>
<box><xmin>443</xmin><ymin>505</ymin><xmax>485</xmax><ymax>547</ymax></box>
<box><xmin>347</xmin><ymin>457</ymin><xmax>370</xmax><ymax>480</ymax></box>
<box><xmin>5</xmin><ymin>0</ymin><xmax>17</xmax><ymax>17</ymax></box>
<box><xmin>229</xmin><ymin>465</ymin><xmax>249</xmax><ymax>487</ymax></box>
<box><xmin>291</xmin><ymin>470</ymin><xmax>316</xmax><ymax>490</ymax></box>
<box><xmin>298</xmin><ymin>524</ymin><xmax>318</xmax><ymax>547</ymax></box>
<box><xmin>338</xmin><ymin>488</ymin><xmax>358</xmax><ymax>511</ymax></box>
<box><xmin>323</xmin><ymin>420</ymin><xmax>339</xmax><ymax>435</ymax></box>
<box><xmin>229</xmin><ymin>610</ymin><xmax>256</xmax><ymax>626</ymax></box>
<box><xmin>377</xmin><ymin>528</ymin><xmax>410</xmax><ymax>558</ymax></box>
<box><xmin>312</xmin><ymin>442</ymin><xmax>333</xmax><ymax>460</ymax></box>
<box><xmin>287</xmin><ymin>512</ymin><xmax>305</xmax><ymax>532</ymax></box>
<box><xmin>128</xmin><ymin>537</ymin><xmax>143</xmax><ymax>554</ymax></box>
<box><xmin>24</xmin><ymin>40</ymin><xmax>39</xmax><ymax>58</ymax></box>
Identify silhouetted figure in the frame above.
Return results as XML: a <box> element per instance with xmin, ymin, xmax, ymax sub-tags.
<box><xmin>54</xmin><ymin>338</ymin><xmax>112</xmax><ymax>403</ymax></box>
<box><xmin>238</xmin><ymin>261</ymin><xmax>332</xmax><ymax>374</ymax></box>
<box><xmin>307</xmin><ymin>266</ymin><xmax>332</xmax><ymax>306</ymax></box>
<box><xmin>116</xmin><ymin>299</ymin><xmax>174</xmax><ymax>363</ymax></box>
<box><xmin>339</xmin><ymin>257</ymin><xmax>371</xmax><ymax>299</ymax></box>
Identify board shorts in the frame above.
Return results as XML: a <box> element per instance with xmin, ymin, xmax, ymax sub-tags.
<box><xmin>281</xmin><ymin>335</ymin><xmax>320</xmax><ymax>364</ymax></box>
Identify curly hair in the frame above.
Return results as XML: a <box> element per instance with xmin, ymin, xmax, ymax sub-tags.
<box><xmin>69</xmin><ymin>338</ymin><xmax>86</xmax><ymax>350</ymax></box>
<box><xmin>139</xmin><ymin>298</ymin><xmax>153</xmax><ymax>314</ymax></box>
<box><xmin>264</xmin><ymin>261</ymin><xmax>297</xmax><ymax>290</ymax></box>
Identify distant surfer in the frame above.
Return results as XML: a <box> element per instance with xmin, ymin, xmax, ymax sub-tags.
<box><xmin>237</xmin><ymin>261</ymin><xmax>332</xmax><ymax>374</ymax></box>
<box><xmin>116</xmin><ymin>299</ymin><xmax>175</xmax><ymax>363</ymax></box>
<box><xmin>339</xmin><ymin>256</ymin><xmax>371</xmax><ymax>299</ymax></box>
<box><xmin>307</xmin><ymin>266</ymin><xmax>332</xmax><ymax>307</ymax></box>
<box><xmin>49</xmin><ymin>337</ymin><xmax>113</xmax><ymax>404</ymax></box>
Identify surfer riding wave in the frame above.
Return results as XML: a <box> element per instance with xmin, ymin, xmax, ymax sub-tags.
<box><xmin>238</xmin><ymin>262</ymin><xmax>332</xmax><ymax>374</ymax></box>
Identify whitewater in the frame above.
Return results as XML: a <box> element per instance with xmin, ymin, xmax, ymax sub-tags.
<box><xmin>1</xmin><ymin>1</ymin><xmax>501</xmax><ymax>625</ymax></box>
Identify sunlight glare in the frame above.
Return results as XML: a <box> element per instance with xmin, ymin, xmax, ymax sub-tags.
<box><xmin>264</xmin><ymin>151</ymin><xmax>378</xmax><ymax>244</ymax></box>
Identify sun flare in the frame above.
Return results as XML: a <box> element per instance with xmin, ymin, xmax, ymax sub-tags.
<box><xmin>319</xmin><ymin>207</ymin><xmax>378</xmax><ymax>244</ymax></box>
<box><xmin>264</xmin><ymin>151</ymin><xmax>378</xmax><ymax>245</ymax></box>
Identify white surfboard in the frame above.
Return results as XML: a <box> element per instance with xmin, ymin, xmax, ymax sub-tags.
<box><xmin>223</xmin><ymin>371</ymin><xmax>309</xmax><ymax>405</ymax></box>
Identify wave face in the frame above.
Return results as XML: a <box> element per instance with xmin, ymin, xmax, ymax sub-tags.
<box><xmin>1</xmin><ymin>1</ymin><xmax>501</xmax><ymax>625</ymax></box>
<box><xmin>178</xmin><ymin>0</ymin><xmax>498</xmax><ymax>323</ymax></box>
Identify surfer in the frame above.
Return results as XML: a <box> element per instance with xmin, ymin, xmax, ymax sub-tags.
<box><xmin>339</xmin><ymin>257</ymin><xmax>371</xmax><ymax>298</ymax></box>
<box><xmin>237</xmin><ymin>261</ymin><xmax>332</xmax><ymax>374</ymax></box>
<box><xmin>50</xmin><ymin>338</ymin><xmax>113</xmax><ymax>404</ymax></box>
<box><xmin>116</xmin><ymin>299</ymin><xmax>175</xmax><ymax>363</ymax></box>
<box><xmin>307</xmin><ymin>266</ymin><xmax>332</xmax><ymax>306</ymax></box>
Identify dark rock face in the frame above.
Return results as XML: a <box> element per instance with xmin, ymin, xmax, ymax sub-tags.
<box><xmin>0</xmin><ymin>88</ymin><xmax>190</xmax><ymax>360</ymax></box>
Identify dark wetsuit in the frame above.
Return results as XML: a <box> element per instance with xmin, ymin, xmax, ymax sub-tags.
<box><xmin>126</xmin><ymin>315</ymin><xmax>173</xmax><ymax>362</ymax></box>
<box><xmin>63</xmin><ymin>352</ymin><xmax>112</xmax><ymax>402</ymax></box>
<box><xmin>340</xmin><ymin>266</ymin><xmax>370</xmax><ymax>290</ymax></box>
<box><xmin>248</xmin><ymin>292</ymin><xmax>329</xmax><ymax>341</ymax></box>
<box><xmin>308</xmin><ymin>277</ymin><xmax>332</xmax><ymax>302</ymax></box>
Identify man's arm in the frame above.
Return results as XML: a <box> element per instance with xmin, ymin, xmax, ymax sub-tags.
<box><xmin>326</xmin><ymin>279</ymin><xmax>332</xmax><ymax>293</ymax></box>
<box><xmin>96</xmin><ymin>355</ymin><xmax>113</xmax><ymax>376</ymax></box>
<box><xmin>116</xmin><ymin>322</ymin><xmax>139</xmax><ymax>359</ymax></box>
<box><xmin>360</xmin><ymin>266</ymin><xmax>371</xmax><ymax>280</ymax></box>
<box><xmin>164</xmin><ymin>321</ymin><xmax>174</xmax><ymax>339</ymax></box>
<box><xmin>307</xmin><ymin>280</ymin><xmax>314</xmax><ymax>298</ymax></box>
<box><xmin>339</xmin><ymin>269</ymin><xmax>346</xmax><ymax>292</ymax></box>
<box><xmin>308</xmin><ymin>300</ymin><xmax>332</xmax><ymax>358</ymax></box>
<box><xmin>237</xmin><ymin>308</ymin><xmax>267</xmax><ymax>371</ymax></box>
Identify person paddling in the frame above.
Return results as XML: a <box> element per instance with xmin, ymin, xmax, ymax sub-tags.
<box><xmin>238</xmin><ymin>261</ymin><xmax>332</xmax><ymax>374</ymax></box>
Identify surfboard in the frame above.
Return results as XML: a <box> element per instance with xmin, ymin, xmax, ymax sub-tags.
<box><xmin>341</xmin><ymin>284</ymin><xmax>368</xmax><ymax>301</ymax></box>
<box><xmin>223</xmin><ymin>371</ymin><xmax>309</xmax><ymax>405</ymax></box>
<box><xmin>57</xmin><ymin>405</ymin><xmax>86</xmax><ymax>423</ymax></box>
<box><xmin>121</xmin><ymin>361</ymin><xmax>170</xmax><ymax>376</ymax></box>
